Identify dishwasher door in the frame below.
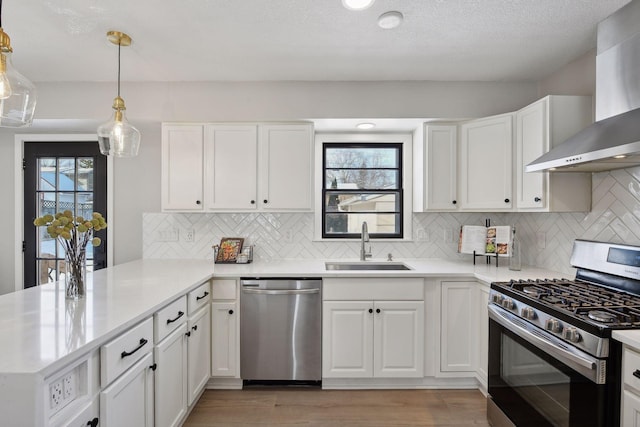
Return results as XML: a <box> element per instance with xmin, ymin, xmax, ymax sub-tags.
<box><xmin>240</xmin><ymin>278</ymin><xmax>322</xmax><ymax>382</ymax></box>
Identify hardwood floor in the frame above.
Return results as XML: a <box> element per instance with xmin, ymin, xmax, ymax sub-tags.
<box><xmin>183</xmin><ymin>388</ymin><xmax>491</xmax><ymax>426</ymax></box>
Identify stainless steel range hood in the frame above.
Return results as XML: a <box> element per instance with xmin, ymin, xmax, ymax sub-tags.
<box><xmin>527</xmin><ymin>0</ymin><xmax>640</xmax><ymax>173</ymax></box>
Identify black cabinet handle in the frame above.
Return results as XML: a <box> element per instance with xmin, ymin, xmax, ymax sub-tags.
<box><xmin>87</xmin><ymin>418</ymin><xmax>99</xmax><ymax>427</ymax></box>
<box><xmin>534</xmin><ymin>197</ymin><xmax>541</xmax><ymax>202</ymax></box>
<box><xmin>263</xmin><ymin>199</ymin><xmax>268</xmax><ymax>204</ymax></box>
<box><xmin>196</xmin><ymin>292</ymin><xmax>209</xmax><ymax>301</ymax></box>
<box><xmin>250</xmin><ymin>200</ymin><xmax>256</xmax><ymax>204</ymax></box>
<box><xmin>185</xmin><ymin>331</ymin><xmax>191</xmax><ymax>337</ymax></box>
<box><xmin>166</xmin><ymin>311</ymin><xmax>184</xmax><ymax>325</ymax></box>
<box><xmin>121</xmin><ymin>338</ymin><xmax>148</xmax><ymax>358</ymax></box>
<box><xmin>228</xmin><ymin>309</ymin><xmax>234</xmax><ymax>315</ymax></box>
<box><xmin>633</xmin><ymin>369</ymin><xmax>640</xmax><ymax>380</ymax></box>
<box><xmin>376</xmin><ymin>308</ymin><xmax>381</xmax><ymax>314</ymax></box>
<box><xmin>368</xmin><ymin>308</ymin><xmax>373</xmax><ymax>313</ymax></box>
<box><xmin>196</xmin><ymin>200</ymin><xmax>201</xmax><ymax>205</ymax></box>
<box><xmin>504</xmin><ymin>198</ymin><xmax>510</xmax><ymax>203</ymax></box>
<box><xmin>192</xmin><ymin>325</ymin><xmax>198</xmax><ymax>331</ymax></box>
<box><xmin>150</xmin><ymin>363</ymin><xmax>157</xmax><ymax>371</ymax></box>
<box><xmin>452</xmin><ymin>200</ymin><xmax>457</xmax><ymax>205</ymax></box>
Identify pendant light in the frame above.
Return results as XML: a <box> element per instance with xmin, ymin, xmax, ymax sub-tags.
<box><xmin>0</xmin><ymin>0</ymin><xmax>37</xmax><ymax>127</ymax></box>
<box><xmin>97</xmin><ymin>31</ymin><xmax>140</xmax><ymax>157</ymax></box>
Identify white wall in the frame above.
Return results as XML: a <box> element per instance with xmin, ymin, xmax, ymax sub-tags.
<box><xmin>0</xmin><ymin>80</ymin><xmax>541</xmax><ymax>295</ymax></box>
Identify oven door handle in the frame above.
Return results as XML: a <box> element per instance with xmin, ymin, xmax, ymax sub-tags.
<box><xmin>488</xmin><ymin>304</ymin><xmax>604</xmax><ymax>384</ymax></box>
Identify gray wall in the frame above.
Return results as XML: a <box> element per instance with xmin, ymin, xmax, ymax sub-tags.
<box><xmin>0</xmin><ymin>80</ymin><xmax>543</xmax><ymax>295</ymax></box>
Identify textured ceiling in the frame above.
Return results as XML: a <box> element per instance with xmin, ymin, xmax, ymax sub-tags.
<box><xmin>3</xmin><ymin>0</ymin><xmax>632</xmax><ymax>83</ymax></box>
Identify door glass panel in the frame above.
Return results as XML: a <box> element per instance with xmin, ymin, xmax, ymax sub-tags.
<box><xmin>38</xmin><ymin>158</ymin><xmax>56</xmax><ymax>191</ymax></box>
<box><xmin>58</xmin><ymin>192</ymin><xmax>76</xmax><ymax>215</ymax></box>
<box><xmin>77</xmin><ymin>158</ymin><xmax>94</xmax><ymax>191</ymax></box>
<box><xmin>77</xmin><ymin>192</ymin><xmax>93</xmax><ymax>219</ymax></box>
<box><xmin>58</xmin><ymin>158</ymin><xmax>75</xmax><ymax>191</ymax></box>
<box><xmin>501</xmin><ymin>334</ymin><xmax>570</xmax><ymax>427</ymax></box>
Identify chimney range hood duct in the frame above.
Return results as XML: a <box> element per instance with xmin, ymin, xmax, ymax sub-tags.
<box><xmin>526</xmin><ymin>0</ymin><xmax>640</xmax><ymax>173</ymax></box>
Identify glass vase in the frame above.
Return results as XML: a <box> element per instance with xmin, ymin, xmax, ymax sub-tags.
<box><xmin>65</xmin><ymin>247</ymin><xmax>87</xmax><ymax>299</ymax></box>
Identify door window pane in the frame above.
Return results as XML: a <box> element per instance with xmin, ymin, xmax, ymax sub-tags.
<box><xmin>58</xmin><ymin>158</ymin><xmax>75</xmax><ymax>191</ymax></box>
<box><xmin>77</xmin><ymin>158</ymin><xmax>94</xmax><ymax>191</ymax></box>
<box><xmin>38</xmin><ymin>158</ymin><xmax>56</xmax><ymax>191</ymax></box>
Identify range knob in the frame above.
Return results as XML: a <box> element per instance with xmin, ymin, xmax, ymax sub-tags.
<box><xmin>520</xmin><ymin>307</ymin><xmax>536</xmax><ymax>320</ymax></box>
<box><xmin>492</xmin><ymin>294</ymin><xmax>504</xmax><ymax>305</ymax></box>
<box><xmin>545</xmin><ymin>318</ymin><xmax>563</xmax><ymax>333</ymax></box>
<box><xmin>501</xmin><ymin>299</ymin><xmax>515</xmax><ymax>310</ymax></box>
<box><xmin>563</xmin><ymin>327</ymin><xmax>581</xmax><ymax>343</ymax></box>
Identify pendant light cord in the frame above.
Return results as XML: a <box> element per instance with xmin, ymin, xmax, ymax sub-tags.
<box><xmin>0</xmin><ymin>0</ymin><xmax>4</xmax><ymax>27</ymax></box>
<box><xmin>117</xmin><ymin>40</ymin><xmax>121</xmax><ymax>98</ymax></box>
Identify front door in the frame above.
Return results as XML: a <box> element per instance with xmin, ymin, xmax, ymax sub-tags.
<box><xmin>23</xmin><ymin>141</ymin><xmax>108</xmax><ymax>288</ymax></box>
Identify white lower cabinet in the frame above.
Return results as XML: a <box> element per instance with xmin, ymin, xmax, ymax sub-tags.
<box><xmin>322</xmin><ymin>278</ymin><xmax>425</xmax><ymax>379</ymax></box>
<box><xmin>622</xmin><ymin>346</ymin><xmax>640</xmax><ymax>427</ymax></box>
<box><xmin>60</xmin><ymin>397</ymin><xmax>99</xmax><ymax>427</ymax></box>
<box><xmin>476</xmin><ymin>283</ymin><xmax>490</xmax><ymax>388</ymax></box>
<box><xmin>440</xmin><ymin>281</ymin><xmax>477</xmax><ymax>373</ymax></box>
<box><xmin>211</xmin><ymin>301</ymin><xmax>239</xmax><ymax>377</ymax></box>
<box><xmin>154</xmin><ymin>323</ymin><xmax>188</xmax><ymax>427</ymax></box>
<box><xmin>100</xmin><ymin>352</ymin><xmax>154</xmax><ymax>427</ymax></box>
<box><xmin>623</xmin><ymin>390</ymin><xmax>640</xmax><ymax>427</ymax></box>
<box><xmin>187</xmin><ymin>305</ymin><xmax>211</xmax><ymax>405</ymax></box>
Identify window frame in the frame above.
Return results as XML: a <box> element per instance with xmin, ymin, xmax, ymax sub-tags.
<box><xmin>314</xmin><ymin>133</ymin><xmax>413</xmax><ymax>241</ymax></box>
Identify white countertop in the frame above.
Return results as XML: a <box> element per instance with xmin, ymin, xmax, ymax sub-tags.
<box><xmin>0</xmin><ymin>257</ymin><xmax>564</xmax><ymax>377</ymax></box>
<box><xmin>613</xmin><ymin>330</ymin><xmax>640</xmax><ymax>350</ymax></box>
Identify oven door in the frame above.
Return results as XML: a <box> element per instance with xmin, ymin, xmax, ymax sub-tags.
<box><xmin>488</xmin><ymin>304</ymin><xmax>619</xmax><ymax>427</ymax></box>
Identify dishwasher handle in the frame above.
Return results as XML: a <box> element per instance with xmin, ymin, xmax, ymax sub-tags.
<box><xmin>242</xmin><ymin>288</ymin><xmax>320</xmax><ymax>295</ymax></box>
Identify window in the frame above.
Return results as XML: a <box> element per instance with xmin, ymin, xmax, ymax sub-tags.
<box><xmin>322</xmin><ymin>142</ymin><xmax>403</xmax><ymax>238</ymax></box>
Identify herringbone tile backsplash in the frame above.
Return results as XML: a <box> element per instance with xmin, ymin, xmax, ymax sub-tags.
<box><xmin>143</xmin><ymin>168</ymin><xmax>640</xmax><ymax>276</ymax></box>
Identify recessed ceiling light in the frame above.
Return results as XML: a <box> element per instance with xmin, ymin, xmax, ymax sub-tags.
<box><xmin>356</xmin><ymin>122</ymin><xmax>376</xmax><ymax>130</ymax></box>
<box><xmin>342</xmin><ymin>0</ymin><xmax>375</xmax><ymax>11</ymax></box>
<box><xmin>378</xmin><ymin>11</ymin><xmax>403</xmax><ymax>29</ymax></box>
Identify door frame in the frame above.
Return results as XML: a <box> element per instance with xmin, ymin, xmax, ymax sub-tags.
<box><xmin>14</xmin><ymin>134</ymin><xmax>114</xmax><ymax>292</ymax></box>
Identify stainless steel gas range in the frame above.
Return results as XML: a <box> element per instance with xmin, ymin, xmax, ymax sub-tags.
<box><xmin>488</xmin><ymin>240</ymin><xmax>640</xmax><ymax>427</ymax></box>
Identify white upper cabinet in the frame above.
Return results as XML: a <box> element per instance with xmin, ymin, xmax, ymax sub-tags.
<box><xmin>259</xmin><ymin>124</ymin><xmax>313</xmax><ymax>211</ymax></box>
<box><xmin>161</xmin><ymin>124</ymin><xmax>204</xmax><ymax>211</ymax></box>
<box><xmin>161</xmin><ymin>122</ymin><xmax>313</xmax><ymax>212</ymax></box>
<box><xmin>415</xmin><ymin>124</ymin><xmax>458</xmax><ymax>211</ymax></box>
<box><xmin>204</xmin><ymin>125</ymin><xmax>258</xmax><ymax>210</ymax></box>
<box><xmin>515</xmin><ymin>95</ymin><xmax>592</xmax><ymax>212</ymax></box>
<box><xmin>459</xmin><ymin>113</ymin><xmax>514</xmax><ymax>211</ymax></box>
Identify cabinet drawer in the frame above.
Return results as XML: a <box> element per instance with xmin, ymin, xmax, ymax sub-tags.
<box><xmin>188</xmin><ymin>281</ymin><xmax>211</xmax><ymax>314</ymax></box>
<box><xmin>624</xmin><ymin>347</ymin><xmax>640</xmax><ymax>391</ymax></box>
<box><xmin>154</xmin><ymin>295</ymin><xmax>188</xmax><ymax>343</ymax></box>
<box><xmin>211</xmin><ymin>279</ymin><xmax>237</xmax><ymax>300</ymax></box>
<box><xmin>101</xmin><ymin>318</ymin><xmax>153</xmax><ymax>387</ymax></box>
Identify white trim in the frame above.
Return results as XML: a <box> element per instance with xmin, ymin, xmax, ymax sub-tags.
<box><xmin>313</xmin><ymin>132</ymin><xmax>413</xmax><ymax>241</ymax></box>
<box><xmin>14</xmin><ymin>134</ymin><xmax>115</xmax><ymax>292</ymax></box>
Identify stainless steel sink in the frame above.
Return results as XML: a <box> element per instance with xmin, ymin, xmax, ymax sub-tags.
<box><xmin>325</xmin><ymin>262</ymin><xmax>411</xmax><ymax>271</ymax></box>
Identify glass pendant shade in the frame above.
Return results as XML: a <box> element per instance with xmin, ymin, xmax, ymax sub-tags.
<box><xmin>0</xmin><ymin>35</ymin><xmax>37</xmax><ymax>127</ymax></box>
<box><xmin>97</xmin><ymin>98</ymin><xmax>140</xmax><ymax>157</ymax></box>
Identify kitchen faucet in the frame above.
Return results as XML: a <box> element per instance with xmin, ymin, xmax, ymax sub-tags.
<box><xmin>360</xmin><ymin>221</ymin><xmax>372</xmax><ymax>261</ymax></box>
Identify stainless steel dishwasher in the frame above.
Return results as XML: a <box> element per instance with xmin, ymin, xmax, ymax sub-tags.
<box><xmin>240</xmin><ymin>278</ymin><xmax>322</xmax><ymax>384</ymax></box>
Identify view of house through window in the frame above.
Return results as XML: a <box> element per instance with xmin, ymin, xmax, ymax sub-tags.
<box><xmin>322</xmin><ymin>143</ymin><xmax>403</xmax><ymax>238</ymax></box>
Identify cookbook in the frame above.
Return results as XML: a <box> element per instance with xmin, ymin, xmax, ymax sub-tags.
<box><xmin>458</xmin><ymin>225</ymin><xmax>511</xmax><ymax>256</ymax></box>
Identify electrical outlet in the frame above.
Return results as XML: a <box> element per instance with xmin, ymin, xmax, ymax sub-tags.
<box><xmin>156</xmin><ymin>228</ymin><xmax>179</xmax><ymax>242</ymax></box>
<box><xmin>184</xmin><ymin>230</ymin><xmax>195</xmax><ymax>242</ymax></box>
<box><xmin>49</xmin><ymin>380</ymin><xmax>63</xmax><ymax>410</ymax></box>
<box><xmin>416</xmin><ymin>228</ymin><xmax>427</xmax><ymax>241</ymax></box>
<box><xmin>62</xmin><ymin>372</ymin><xmax>76</xmax><ymax>401</ymax></box>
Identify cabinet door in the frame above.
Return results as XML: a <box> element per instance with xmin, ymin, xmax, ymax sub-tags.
<box><xmin>154</xmin><ymin>324</ymin><xmax>188</xmax><ymax>427</ymax></box>
<box><xmin>57</xmin><ymin>397</ymin><xmax>99</xmax><ymax>427</ymax></box>
<box><xmin>161</xmin><ymin>125</ymin><xmax>204</xmax><ymax>211</ymax></box>
<box><xmin>373</xmin><ymin>301</ymin><xmax>424</xmax><ymax>378</ymax></box>
<box><xmin>477</xmin><ymin>284</ymin><xmax>490</xmax><ymax>388</ymax></box>
<box><xmin>259</xmin><ymin>124</ymin><xmax>313</xmax><ymax>210</ymax></box>
<box><xmin>623</xmin><ymin>390</ymin><xmax>640</xmax><ymax>427</ymax></box>
<box><xmin>459</xmin><ymin>114</ymin><xmax>513</xmax><ymax>210</ymax></box>
<box><xmin>441</xmin><ymin>282</ymin><xmax>476</xmax><ymax>372</ymax></box>
<box><xmin>516</xmin><ymin>99</ymin><xmax>547</xmax><ymax>209</ymax></box>
<box><xmin>187</xmin><ymin>305</ymin><xmax>211</xmax><ymax>406</ymax></box>
<box><xmin>100</xmin><ymin>352</ymin><xmax>154</xmax><ymax>427</ymax></box>
<box><xmin>322</xmin><ymin>301</ymin><xmax>373</xmax><ymax>378</ymax></box>
<box><xmin>425</xmin><ymin>125</ymin><xmax>458</xmax><ymax>210</ymax></box>
<box><xmin>211</xmin><ymin>301</ymin><xmax>238</xmax><ymax>377</ymax></box>
<box><xmin>204</xmin><ymin>125</ymin><xmax>258</xmax><ymax>210</ymax></box>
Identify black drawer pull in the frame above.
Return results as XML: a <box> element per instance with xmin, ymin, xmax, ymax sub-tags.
<box><xmin>87</xmin><ymin>418</ymin><xmax>99</xmax><ymax>427</ymax></box>
<box><xmin>504</xmin><ymin>198</ymin><xmax>510</xmax><ymax>203</ymax></box>
<box><xmin>452</xmin><ymin>200</ymin><xmax>457</xmax><ymax>205</ymax></box>
<box><xmin>192</xmin><ymin>325</ymin><xmax>198</xmax><ymax>331</ymax></box>
<box><xmin>185</xmin><ymin>331</ymin><xmax>191</xmax><ymax>337</ymax></box>
<box><xmin>263</xmin><ymin>199</ymin><xmax>268</xmax><ymax>204</ymax></box>
<box><xmin>534</xmin><ymin>197</ymin><xmax>541</xmax><ymax>202</ymax></box>
<box><xmin>166</xmin><ymin>311</ymin><xmax>184</xmax><ymax>324</ymax></box>
<box><xmin>633</xmin><ymin>369</ymin><xmax>640</xmax><ymax>380</ymax></box>
<box><xmin>368</xmin><ymin>308</ymin><xmax>373</xmax><ymax>313</ymax></box>
<box><xmin>228</xmin><ymin>309</ymin><xmax>234</xmax><ymax>315</ymax></box>
<box><xmin>376</xmin><ymin>308</ymin><xmax>381</xmax><ymax>314</ymax></box>
<box><xmin>150</xmin><ymin>363</ymin><xmax>157</xmax><ymax>371</ymax></box>
<box><xmin>196</xmin><ymin>292</ymin><xmax>209</xmax><ymax>301</ymax></box>
<box><xmin>121</xmin><ymin>338</ymin><xmax>148</xmax><ymax>358</ymax></box>
<box><xmin>196</xmin><ymin>200</ymin><xmax>201</xmax><ymax>205</ymax></box>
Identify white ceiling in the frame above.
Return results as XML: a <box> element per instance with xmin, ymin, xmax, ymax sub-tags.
<box><xmin>3</xmin><ymin>0</ymin><xmax>632</xmax><ymax>84</ymax></box>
